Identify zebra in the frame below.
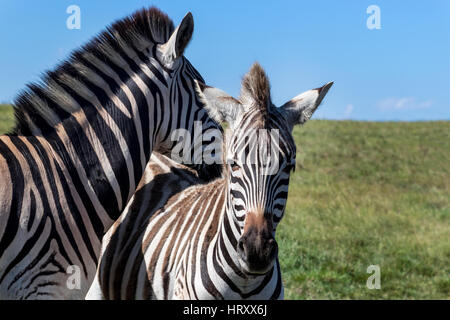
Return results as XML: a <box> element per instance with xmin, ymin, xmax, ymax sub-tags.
<box><xmin>0</xmin><ymin>7</ymin><xmax>224</xmax><ymax>299</ymax></box>
<box><xmin>86</xmin><ymin>62</ymin><xmax>333</xmax><ymax>299</ymax></box>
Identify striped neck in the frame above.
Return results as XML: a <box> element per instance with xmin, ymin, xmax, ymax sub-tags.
<box><xmin>7</xmin><ymin>7</ymin><xmax>181</xmax><ymax>232</ymax></box>
<box><xmin>207</xmin><ymin>186</ymin><xmax>281</xmax><ymax>298</ymax></box>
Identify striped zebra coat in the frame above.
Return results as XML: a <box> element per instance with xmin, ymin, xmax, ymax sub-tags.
<box><xmin>0</xmin><ymin>7</ymin><xmax>223</xmax><ymax>299</ymax></box>
<box><xmin>87</xmin><ymin>63</ymin><xmax>333</xmax><ymax>299</ymax></box>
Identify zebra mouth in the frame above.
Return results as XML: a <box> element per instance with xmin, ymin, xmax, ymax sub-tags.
<box><xmin>237</xmin><ymin>257</ymin><xmax>275</xmax><ymax>277</ymax></box>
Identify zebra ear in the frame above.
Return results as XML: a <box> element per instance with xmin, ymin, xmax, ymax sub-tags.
<box><xmin>280</xmin><ymin>82</ymin><xmax>333</xmax><ymax>129</ymax></box>
<box><xmin>158</xmin><ymin>12</ymin><xmax>194</xmax><ymax>64</ymax></box>
<box><xmin>195</xmin><ymin>80</ymin><xmax>243</xmax><ymax>125</ymax></box>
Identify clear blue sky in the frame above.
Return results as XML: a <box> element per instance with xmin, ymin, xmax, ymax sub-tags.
<box><xmin>0</xmin><ymin>0</ymin><xmax>449</xmax><ymax>121</ymax></box>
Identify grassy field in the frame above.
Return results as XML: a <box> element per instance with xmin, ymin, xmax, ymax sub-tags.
<box><xmin>0</xmin><ymin>104</ymin><xmax>14</xmax><ymax>134</ymax></box>
<box><xmin>282</xmin><ymin>120</ymin><xmax>449</xmax><ymax>299</ymax></box>
<box><xmin>0</xmin><ymin>104</ymin><xmax>448</xmax><ymax>299</ymax></box>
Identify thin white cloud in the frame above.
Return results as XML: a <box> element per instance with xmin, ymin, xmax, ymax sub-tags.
<box><xmin>344</xmin><ymin>104</ymin><xmax>354</xmax><ymax>117</ymax></box>
<box><xmin>377</xmin><ymin>97</ymin><xmax>432</xmax><ymax>111</ymax></box>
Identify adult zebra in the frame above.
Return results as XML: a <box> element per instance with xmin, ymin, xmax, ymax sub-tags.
<box><xmin>86</xmin><ymin>63</ymin><xmax>333</xmax><ymax>299</ymax></box>
<box><xmin>0</xmin><ymin>7</ymin><xmax>223</xmax><ymax>299</ymax></box>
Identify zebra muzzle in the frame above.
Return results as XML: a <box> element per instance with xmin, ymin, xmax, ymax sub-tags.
<box><xmin>237</xmin><ymin>229</ymin><xmax>278</xmax><ymax>275</ymax></box>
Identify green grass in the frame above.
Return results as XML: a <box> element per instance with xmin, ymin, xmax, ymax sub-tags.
<box><xmin>0</xmin><ymin>104</ymin><xmax>14</xmax><ymax>134</ymax></box>
<box><xmin>0</xmin><ymin>104</ymin><xmax>448</xmax><ymax>299</ymax></box>
<box><xmin>280</xmin><ymin>120</ymin><xmax>450</xmax><ymax>299</ymax></box>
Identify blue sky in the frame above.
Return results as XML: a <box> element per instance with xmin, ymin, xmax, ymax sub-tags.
<box><xmin>0</xmin><ymin>0</ymin><xmax>449</xmax><ymax>121</ymax></box>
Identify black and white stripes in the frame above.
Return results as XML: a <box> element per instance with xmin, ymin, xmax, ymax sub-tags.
<box><xmin>0</xmin><ymin>7</ymin><xmax>223</xmax><ymax>299</ymax></box>
<box><xmin>86</xmin><ymin>63</ymin><xmax>333</xmax><ymax>300</ymax></box>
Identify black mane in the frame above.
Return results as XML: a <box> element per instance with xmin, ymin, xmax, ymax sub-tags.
<box><xmin>10</xmin><ymin>7</ymin><xmax>174</xmax><ymax>136</ymax></box>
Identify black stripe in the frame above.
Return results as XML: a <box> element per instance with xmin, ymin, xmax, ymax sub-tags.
<box><xmin>46</xmin><ymin>133</ymin><xmax>104</xmax><ymax>240</ymax></box>
<box><xmin>1</xmin><ymin>138</ymin><xmax>75</xmax><ymax>281</ymax></box>
<box><xmin>27</xmin><ymin>136</ymin><xmax>88</xmax><ymax>273</ymax></box>
<box><xmin>23</xmin><ymin>281</ymin><xmax>59</xmax><ymax>299</ymax></box>
<box><xmin>270</xmin><ymin>260</ymin><xmax>283</xmax><ymax>299</ymax></box>
<box><xmin>9</xmin><ymin>221</ymin><xmax>56</xmax><ymax>290</ymax></box>
<box><xmin>244</xmin><ymin>267</ymin><xmax>274</xmax><ymax>298</ymax></box>
<box><xmin>75</xmin><ymin>53</ymin><xmax>133</xmax><ymax>116</ymax></box>
<box><xmin>27</xmin><ymin>190</ymin><xmax>36</xmax><ymax>232</ymax></box>
<box><xmin>210</xmin><ymin>241</ymin><xmax>237</xmax><ymax>299</ymax></box>
<box><xmin>61</xmin><ymin>65</ymin><xmax>133</xmax><ymax>208</ymax></box>
<box><xmin>52</xmin><ymin>82</ymin><xmax>120</xmax><ymax>217</ymax></box>
<box><xmin>131</xmin><ymin>45</ymin><xmax>168</xmax><ymax>87</ymax></box>
<box><xmin>217</xmin><ymin>231</ymin><xmax>245</xmax><ymax>278</ymax></box>
<box><xmin>53</xmin><ymin>152</ymin><xmax>98</xmax><ymax>266</ymax></box>
<box><xmin>0</xmin><ymin>139</ymin><xmax>23</xmax><ymax>263</ymax></box>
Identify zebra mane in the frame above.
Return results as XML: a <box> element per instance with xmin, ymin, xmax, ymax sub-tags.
<box><xmin>10</xmin><ymin>7</ymin><xmax>175</xmax><ymax>136</ymax></box>
<box><xmin>240</xmin><ymin>62</ymin><xmax>272</xmax><ymax>125</ymax></box>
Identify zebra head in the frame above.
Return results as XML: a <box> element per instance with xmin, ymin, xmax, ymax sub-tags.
<box><xmin>199</xmin><ymin>63</ymin><xmax>333</xmax><ymax>275</ymax></box>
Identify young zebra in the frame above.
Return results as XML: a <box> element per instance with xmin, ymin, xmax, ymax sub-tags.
<box><xmin>0</xmin><ymin>7</ymin><xmax>223</xmax><ymax>299</ymax></box>
<box><xmin>87</xmin><ymin>63</ymin><xmax>333</xmax><ymax>299</ymax></box>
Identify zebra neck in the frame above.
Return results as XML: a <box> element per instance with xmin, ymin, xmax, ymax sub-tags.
<box><xmin>43</xmin><ymin>74</ymin><xmax>163</xmax><ymax>229</ymax></box>
<box><xmin>9</xmin><ymin>8</ymin><xmax>179</xmax><ymax>233</ymax></box>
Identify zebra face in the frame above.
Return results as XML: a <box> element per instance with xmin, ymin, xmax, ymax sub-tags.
<box><xmin>199</xmin><ymin>62</ymin><xmax>333</xmax><ymax>275</ymax></box>
<box><xmin>228</xmin><ymin>121</ymin><xmax>296</xmax><ymax>275</ymax></box>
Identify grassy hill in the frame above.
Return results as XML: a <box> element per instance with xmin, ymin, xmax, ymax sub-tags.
<box><xmin>283</xmin><ymin>120</ymin><xmax>449</xmax><ymax>299</ymax></box>
<box><xmin>0</xmin><ymin>104</ymin><xmax>448</xmax><ymax>299</ymax></box>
